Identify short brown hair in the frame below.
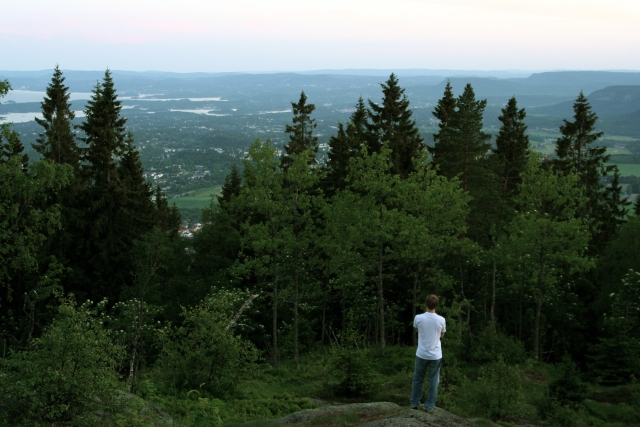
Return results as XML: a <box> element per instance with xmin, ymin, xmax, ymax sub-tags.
<box><xmin>425</xmin><ymin>294</ymin><xmax>439</xmax><ymax>310</ymax></box>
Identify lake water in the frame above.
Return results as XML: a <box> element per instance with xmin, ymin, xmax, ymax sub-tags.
<box><xmin>129</xmin><ymin>97</ymin><xmax>227</xmax><ymax>102</ymax></box>
<box><xmin>1</xmin><ymin>91</ymin><xmax>226</xmax><ymax>103</ymax></box>
<box><xmin>2</xmin><ymin>90</ymin><xmax>93</xmax><ymax>103</ymax></box>
<box><xmin>0</xmin><ymin>111</ymin><xmax>86</xmax><ymax>123</ymax></box>
<box><xmin>169</xmin><ymin>109</ymin><xmax>230</xmax><ymax>116</ymax></box>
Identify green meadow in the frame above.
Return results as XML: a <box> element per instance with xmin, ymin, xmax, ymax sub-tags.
<box><xmin>613</xmin><ymin>163</ymin><xmax>640</xmax><ymax>177</ymax></box>
<box><xmin>170</xmin><ymin>185</ymin><xmax>222</xmax><ymax>210</ymax></box>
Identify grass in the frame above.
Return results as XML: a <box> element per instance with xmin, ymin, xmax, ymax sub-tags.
<box><xmin>136</xmin><ymin>347</ymin><xmax>638</xmax><ymax>427</ymax></box>
<box><xmin>612</xmin><ymin>163</ymin><xmax>640</xmax><ymax>177</ymax></box>
<box><xmin>170</xmin><ymin>185</ymin><xmax>222</xmax><ymax>210</ymax></box>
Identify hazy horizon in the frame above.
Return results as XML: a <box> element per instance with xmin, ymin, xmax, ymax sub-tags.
<box><xmin>3</xmin><ymin>0</ymin><xmax>640</xmax><ymax>72</ymax></box>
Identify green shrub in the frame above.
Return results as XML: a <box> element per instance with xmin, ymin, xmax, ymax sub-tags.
<box><xmin>548</xmin><ymin>357</ymin><xmax>588</xmax><ymax>407</ymax></box>
<box><xmin>632</xmin><ymin>376</ymin><xmax>640</xmax><ymax>412</ymax></box>
<box><xmin>185</xmin><ymin>390</ymin><xmax>223</xmax><ymax>427</ymax></box>
<box><xmin>0</xmin><ymin>295</ymin><xmax>123</xmax><ymax>426</ymax></box>
<box><xmin>222</xmin><ymin>393</ymin><xmax>316</xmax><ymax>420</ymax></box>
<box><xmin>326</xmin><ymin>319</ymin><xmax>375</xmax><ymax>397</ymax></box>
<box><xmin>373</xmin><ymin>345</ymin><xmax>415</xmax><ymax>375</ymax></box>
<box><xmin>472</xmin><ymin>358</ymin><xmax>524</xmax><ymax>421</ymax></box>
<box><xmin>155</xmin><ymin>289</ymin><xmax>260</xmax><ymax>398</ymax></box>
<box><xmin>590</xmin><ymin>270</ymin><xmax>640</xmax><ymax>385</ymax></box>
<box><xmin>546</xmin><ymin>402</ymin><xmax>578</xmax><ymax>427</ymax></box>
<box><xmin>469</xmin><ymin>326</ymin><xmax>526</xmax><ymax>365</ymax></box>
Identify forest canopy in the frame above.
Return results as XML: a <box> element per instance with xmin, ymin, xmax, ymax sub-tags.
<box><xmin>1</xmin><ymin>69</ymin><xmax>638</xmax><ymax>426</ymax></box>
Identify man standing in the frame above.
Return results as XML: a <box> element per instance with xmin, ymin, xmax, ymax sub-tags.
<box><xmin>410</xmin><ymin>294</ymin><xmax>446</xmax><ymax>413</ymax></box>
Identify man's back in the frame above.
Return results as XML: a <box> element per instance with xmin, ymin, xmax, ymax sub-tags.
<box><xmin>414</xmin><ymin>312</ymin><xmax>446</xmax><ymax>360</ymax></box>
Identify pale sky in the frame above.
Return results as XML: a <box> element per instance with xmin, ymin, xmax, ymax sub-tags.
<box><xmin>2</xmin><ymin>0</ymin><xmax>639</xmax><ymax>72</ymax></box>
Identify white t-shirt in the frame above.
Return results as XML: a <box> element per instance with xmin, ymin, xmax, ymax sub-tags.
<box><xmin>414</xmin><ymin>312</ymin><xmax>446</xmax><ymax>360</ymax></box>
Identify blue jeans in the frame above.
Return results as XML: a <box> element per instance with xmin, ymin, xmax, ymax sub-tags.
<box><xmin>410</xmin><ymin>356</ymin><xmax>442</xmax><ymax>410</ymax></box>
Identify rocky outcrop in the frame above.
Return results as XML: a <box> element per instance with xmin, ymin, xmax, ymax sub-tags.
<box><xmin>278</xmin><ymin>402</ymin><xmax>478</xmax><ymax>426</ymax></box>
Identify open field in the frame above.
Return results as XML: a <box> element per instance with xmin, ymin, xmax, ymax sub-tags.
<box><xmin>602</xmin><ymin>135</ymin><xmax>639</xmax><ymax>142</ymax></box>
<box><xmin>170</xmin><ymin>185</ymin><xmax>222</xmax><ymax>210</ymax></box>
<box><xmin>613</xmin><ymin>163</ymin><xmax>640</xmax><ymax>177</ymax></box>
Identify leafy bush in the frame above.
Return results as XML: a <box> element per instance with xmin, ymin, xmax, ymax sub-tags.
<box><xmin>326</xmin><ymin>319</ymin><xmax>375</xmax><ymax>397</ymax></box>
<box><xmin>222</xmin><ymin>393</ymin><xmax>316</xmax><ymax>420</ymax></box>
<box><xmin>548</xmin><ymin>357</ymin><xmax>588</xmax><ymax>407</ymax></box>
<box><xmin>185</xmin><ymin>390</ymin><xmax>222</xmax><ymax>427</ymax></box>
<box><xmin>154</xmin><ymin>289</ymin><xmax>260</xmax><ymax>398</ymax></box>
<box><xmin>590</xmin><ymin>270</ymin><xmax>640</xmax><ymax>385</ymax></box>
<box><xmin>546</xmin><ymin>401</ymin><xmax>579</xmax><ymax>427</ymax></box>
<box><xmin>469</xmin><ymin>326</ymin><xmax>526</xmax><ymax>365</ymax></box>
<box><xmin>0</xmin><ymin>295</ymin><xmax>123</xmax><ymax>426</ymax></box>
<box><xmin>472</xmin><ymin>358</ymin><xmax>524</xmax><ymax>421</ymax></box>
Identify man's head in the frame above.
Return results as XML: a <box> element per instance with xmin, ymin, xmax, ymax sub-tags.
<box><xmin>425</xmin><ymin>294</ymin><xmax>439</xmax><ymax>311</ymax></box>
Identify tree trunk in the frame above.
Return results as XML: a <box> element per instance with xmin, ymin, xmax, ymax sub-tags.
<box><xmin>321</xmin><ymin>276</ymin><xmax>328</xmax><ymax>350</ymax></box>
<box><xmin>534</xmin><ymin>248</ymin><xmax>546</xmax><ymax>360</ymax></box>
<box><xmin>491</xmin><ymin>249</ymin><xmax>497</xmax><ymax>334</ymax></box>
<box><xmin>294</xmin><ymin>261</ymin><xmax>299</xmax><ymax>366</ymax></box>
<box><xmin>518</xmin><ymin>269</ymin><xmax>524</xmax><ymax>341</ymax></box>
<box><xmin>272</xmin><ymin>255</ymin><xmax>279</xmax><ymax>368</ymax></box>
<box><xmin>378</xmin><ymin>241</ymin><xmax>385</xmax><ymax>356</ymax></box>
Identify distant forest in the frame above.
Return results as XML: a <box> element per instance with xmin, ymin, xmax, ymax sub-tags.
<box><xmin>1</xmin><ymin>68</ymin><xmax>639</xmax><ymax>426</ymax></box>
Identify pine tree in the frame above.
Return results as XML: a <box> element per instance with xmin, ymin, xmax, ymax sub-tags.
<box><xmin>492</xmin><ymin>97</ymin><xmax>530</xmax><ymax>199</ymax></box>
<box><xmin>554</xmin><ymin>92</ymin><xmax>628</xmax><ymax>253</ymax></box>
<box><xmin>154</xmin><ymin>185</ymin><xmax>181</xmax><ymax>235</ymax></box>
<box><xmin>33</xmin><ymin>66</ymin><xmax>80</xmax><ymax>169</ymax></box>
<box><xmin>429</xmin><ymin>81</ymin><xmax>457</xmax><ymax>169</ymax></box>
<box><xmin>453</xmin><ymin>84</ymin><xmax>492</xmax><ymax>192</ymax></box>
<box><xmin>366</xmin><ymin>74</ymin><xmax>423</xmax><ymax>178</ymax></box>
<box><xmin>75</xmin><ymin>70</ymin><xmax>143</xmax><ymax>301</ymax></box>
<box><xmin>32</xmin><ymin>67</ymin><xmax>85</xmax><ymax>264</ymax></box>
<box><xmin>282</xmin><ymin>91</ymin><xmax>318</xmax><ymax>169</ymax></box>
<box><xmin>431</xmin><ymin>83</ymin><xmax>497</xmax><ymax>246</ymax></box>
<box><xmin>116</xmin><ymin>133</ymin><xmax>156</xmax><ymax>239</ymax></box>
<box><xmin>80</xmin><ymin>70</ymin><xmax>127</xmax><ymax>187</ymax></box>
<box><xmin>325</xmin><ymin>98</ymin><xmax>368</xmax><ymax>194</ymax></box>
<box><xmin>1</xmin><ymin>125</ymin><xmax>28</xmax><ymax>169</ymax></box>
<box><xmin>218</xmin><ymin>163</ymin><xmax>242</xmax><ymax>211</ymax></box>
<box><xmin>1</xmin><ymin>78</ymin><xmax>28</xmax><ymax>168</ymax></box>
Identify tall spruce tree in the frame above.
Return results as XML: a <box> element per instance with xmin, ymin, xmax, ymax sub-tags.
<box><xmin>116</xmin><ymin>133</ymin><xmax>157</xmax><ymax>238</ymax></box>
<box><xmin>80</xmin><ymin>70</ymin><xmax>127</xmax><ymax>186</ymax></box>
<box><xmin>325</xmin><ymin>98</ymin><xmax>368</xmax><ymax>194</ymax></box>
<box><xmin>429</xmin><ymin>81</ymin><xmax>457</xmax><ymax>169</ymax></box>
<box><xmin>153</xmin><ymin>185</ymin><xmax>181</xmax><ymax>236</ymax></box>
<box><xmin>218</xmin><ymin>163</ymin><xmax>242</xmax><ymax>211</ymax></box>
<box><xmin>33</xmin><ymin>66</ymin><xmax>81</xmax><ymax>169</ymax></box>
<box><xmin>450</xmin><ymin>84</ymin><xmax>492</xmax><ymax>193</ymax></box>
<box><xmin>431</xmin><ymin>83</ymin><xmax>497</xmax><ymax>246</ymax></box>
<box><xmin>33</xmin><ymin>67</ymin><xmax>84</xmax><ymax>262</ymax></box>
<box><xmin>554</xmin><ymin>92</ymin><xmax>628</xmax><ymax>253</ymax></box>
<box><xmin>76</xmin><ymin>70</ymin><xmax>155</xmax><ymax>301</ymax></box>
<box><xmin>492</xmin><ymin>97</ymin><xmax>530</xmax><ymax>199</ymax></box>
<box><xmin>366</xmin><ymin>74</ymin><xmax>423</xmax><ymax>178</ymax></box>
<box><xmin>282</xmin><ymin>91</ymin><xmax>318</xmax><ymax>169</ymax></box>
<box><xmin>1</xmin><ymin>82</ymin><xmax>28</xmax><ymax>168</ymax></box>
<box><xmin>1</xmin><ymin>125</ymin><xmax>28</xmax><ymax>169</ymax></box>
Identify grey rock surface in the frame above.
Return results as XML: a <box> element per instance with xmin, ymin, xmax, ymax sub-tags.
<box><xmin>277</xmin><ymin>402</ymin><xmax>478</xmax><ymax>426</ymax></box>
<box><xmin>359</xmin><ymin>407</ymin><xmax>478</xmax><ymax>427</ymax></box>
<box><xmin>278</xmin><ymin>402</ymin><xmax>401</xmax><ymax>424</ymax></box>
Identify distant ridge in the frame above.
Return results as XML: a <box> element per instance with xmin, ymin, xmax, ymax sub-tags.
<box><xmin>533</xmin><ymin>85</ymin><xmax>640</xmax><ymax>118</ymax></box>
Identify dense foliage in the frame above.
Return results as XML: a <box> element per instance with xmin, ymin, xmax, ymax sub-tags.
<box><xmin>0</xmin><ymin>70</ymin><xmax>637</xmax><ymax>426</ymax></box>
